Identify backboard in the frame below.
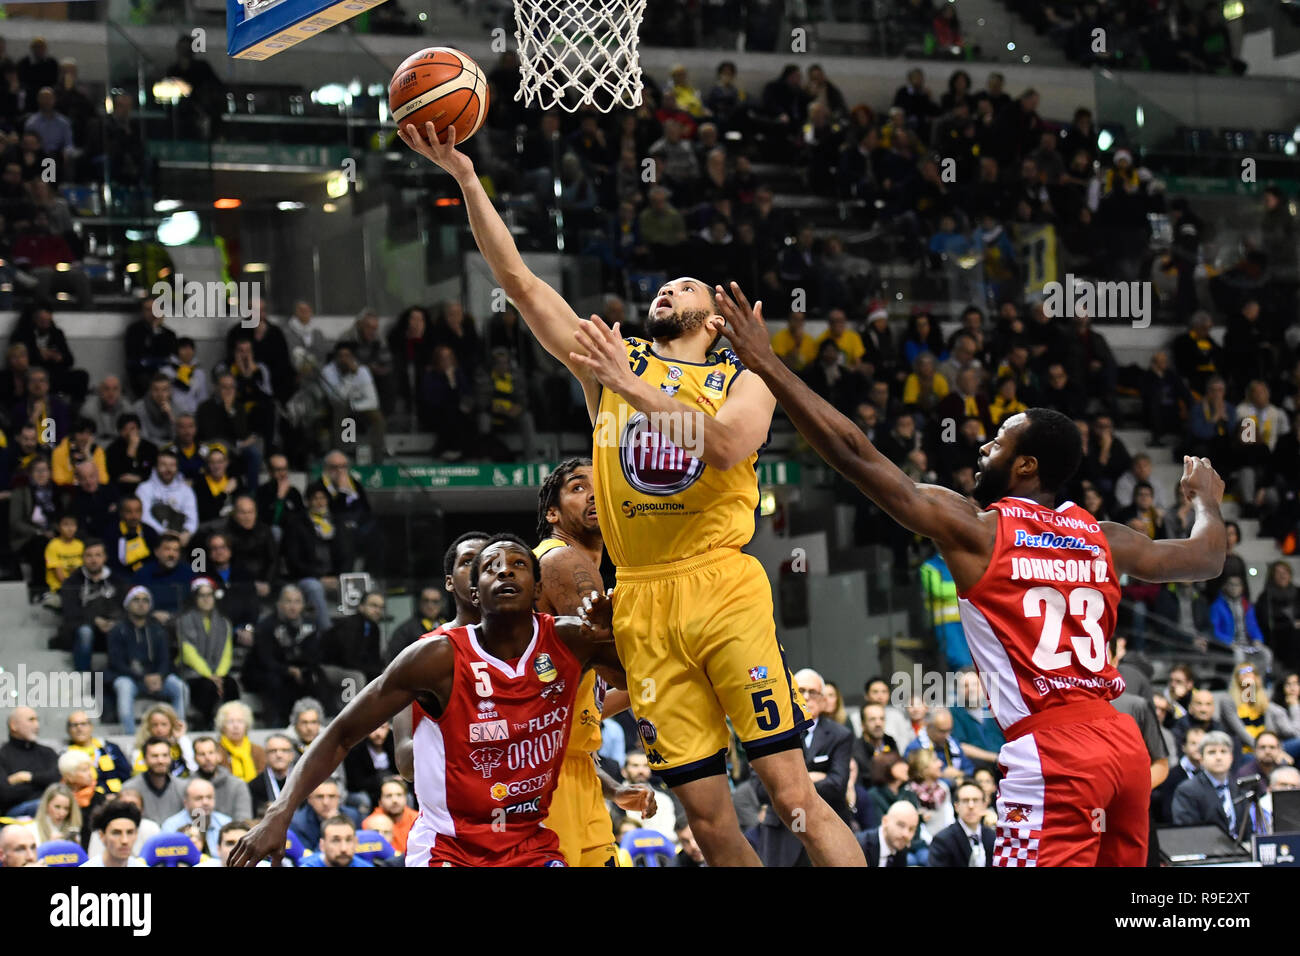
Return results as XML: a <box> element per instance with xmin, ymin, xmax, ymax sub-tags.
<box><xmin>227</xmin><ymin>0</ymin><xmax>388</xmax><ymax>60</ymax></box>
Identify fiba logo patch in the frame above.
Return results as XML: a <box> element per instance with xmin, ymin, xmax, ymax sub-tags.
<box><xmin>619</xmin><ymin>412</ymin><xmax>704</xmax><ymax>496</ymax></box>
<box><xmin>637</xmin><ymin>717</ymin><xmax>658</xmax><ymax>745</ymax></box>
<box><xmin>534</xmin><ymin>653</ymin><xmax>557</xmax><ymax>683</ymax></box>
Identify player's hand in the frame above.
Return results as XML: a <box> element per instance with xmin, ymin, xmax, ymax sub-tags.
<box><xmin>570</xmin><ymin>315</ymin><xmax>637</xmax><ymax>393</ymax></box>
<box><xmin>396</xmin><ymin>118</ymin><xmax>476</xmax><ymax>183</ymax></box>
<box><xmin>1179</xmin><ymin>456</ymin><xmax>1224</xmax><ymax>506</ymax></box>
<box><xmin>577</xmin><ymin>588</ymin><xmax>614</xmax><ymax>642</ymax></box>
<box><xmin>613</xmin><ymin>782</ymin><xmax>657</xmax><ymax>817</ymax></box>
<box><xmin>713</xmin><ymin>282</ymin><xmax>776</xmax><ymax>373</ymax></box>
<box><xmin>227</xmin><ymin>812</ymin><xmax>288</xmax><ymax>868</ymax></box>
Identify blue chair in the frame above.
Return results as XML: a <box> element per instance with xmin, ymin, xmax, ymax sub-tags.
<box><xmin>36</xmin><ymin>839</ymin><xmax>87</xmax><ymax>868</ymax></box>
<box><xmin>353</xmin><ymin>830</ymin><xmax>395</xmax><ymax>864</ymax></box>
<box><xmin>619</xmin><ymin>828</ymin><xmax>674</xmax><ymax>867</ymax></box>
<box><xmin>140</xmin><ymin>832</ymin><xmax>201</xmax><ymax>867</ymax></box>
<box><xmin>283</xmin><ymin>829</ymin><xmax>305</xmax><ymax>865</ymax></box>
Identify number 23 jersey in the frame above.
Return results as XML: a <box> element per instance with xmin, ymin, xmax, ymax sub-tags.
<box><xmin>956</xmin><ymin>497</ymin><xmax>1127</xmax><ymax>731</ymax></box>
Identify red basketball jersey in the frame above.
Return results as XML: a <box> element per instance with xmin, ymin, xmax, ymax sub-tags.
<box><xmin>404</xmin><ymin>613</ymin><xmax>581</xmax><ymax>866</ymax></box>
<box><xmin>956</xmin><ymin>497</ymin><xmax>1127</xmax><ymax>732</ymax></box>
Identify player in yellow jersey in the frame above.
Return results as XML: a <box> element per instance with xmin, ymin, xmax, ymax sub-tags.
<box><xmin>397</xmin><ymin>122</ymin><xmax>865</xmax><ymax>866</ymax></box>
<box><xmin>533</xmin><ymin>458</ymin><xmax>654</xmax><ymax>866</ymax></box>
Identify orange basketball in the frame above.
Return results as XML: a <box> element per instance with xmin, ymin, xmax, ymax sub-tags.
<box><xmin>389</xmin><ymin>47</ymin><xmax>490</xmax><ymax>146</ymax></box>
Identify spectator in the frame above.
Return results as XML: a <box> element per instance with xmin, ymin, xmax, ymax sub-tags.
<box><xmin>196</xmin><ymin>372</ymin><xmax>262</xmax><ymax>490</ymax></box>
<box><xmin>1209</xmin><ymin>578</ymin><xmax>1271</xmax><ymax>672</ymax></box>
<box><xmin>63</xmin><ymin>710</ymin><xmax>130</xmax><ymax>799</ymax></box>
<box><xmin>224</xmin><ymin>493</ymin><xmax>276</xmax><ymax>587</ymax></box>
<box><xmin>753</xmin><ymin>668</ymin><xmax>852</xmax><ymax>866</ymax></box>
<box><xmin>1216</xmin><ymin>662</ymin><xmax>1293</xmax><ymax>756</ymax></box>
<box><xmin>1173</xmin><ymin>688</ymin><xmax>1226</xmax><ymax>754</ymax></box>
<box><xmin>59</xmin><ymin>538</ymin><xmax>127</xmax><ymax>672</ymax></box>
<box><xmin>217</xmin><ymin>336</ymin><xmax>275</xmax><ymax>446</ymax></box>
<box><xmin>1171</xmin><ymin>731</ymin><xmax>1254</xmax><ymax>837</ymax></box>
<box><xmin>225</xmin><ymin>301</ymin><xmax>293</xmax><ymax>404</ymax></box>
<box><xmin>128</xmin><ymin>704</ymin><xmax>194</xmax><ymax>777</ymax></box>
<box><xmin>387</xmin><ymin>305</ymin><xmax>433</xmax><ymax>415</ymax></box>
<box><xmin>131</xmin><ymin>531</ymin><xmax>192</xmax><ymax>623</ymax></box>
<box><xmin>319</xmin><ymin>342</ymin><xmax>386</xmax><ymax>465</ymax></box>
<box><xmin>1238</xmin><ymin>731</ymin><xmax>1288</xmax><ymax>791</ymax></box>
<box><xmin>905</xmin><ymin>748</ymin><xmax>956</xmax><ymax>841</ymax></box>
<box><xmin>893</xmin><ymin>68</ymin><xmax>938</xmax><ymax>138</ymax></box>
<box><xmin>177</xmin><ymin>578</ymin><xmax>240</xmax><ymax>730</ymax></box>
<box><xmin>50</xmin><ymin>417</ymin><xmax>108</xmax><ymax>488</ymax></box>
<box><xmin>418</xmin><ymin>345</ymin><xmax>476</xmax><ymax>456</ymax></box>
<box><xmin>344</xmin><ymin>723</ymin><xmax>397</xmax><ymax>813</ymax></box>
<box><xmin>704</xmin><ymin>61</ymin><xmax>745</xmax><ymax>128</ymax></box>
<box><xmin>862</xmin><ymin>800</ymin><xmax>918</xmax><ymax>867</ymax></box>
<box><xmin>340</xmin><ymin>308</ymin><xmax>396</xmax><ymax>415</ymax></box>
<box><xmin>1171</xmin><ymin>311</ymin><xmax>1225</xmax><ymax>396</ymax></box>
<box><xmin>24</xmin><ymin>86</ymin><xmax>73</xmax><ymax>164</ymax></box>
<box><xmin>1258</xmin><ymin>562</ymin><xmax>1300</xmax><ymax>673</ymax></box>
<box><xmin>362</xmin><ymin>776</ymin><xmax>417</xmax><ymax>854</ymax></box>
<box><xmin>33</xmin><ymin>782</ymin><xmax>80</xmax><ymax>844</ymax></box>
<box><xmin>0</xmin><ymin>342</ymin><xmax>30</xmax><ymax>410</ymax></box>
<box><xmin>105</xmin><ymin>413</ymin><xmax>157</xmax><ymax>495</ymax></box>
<box><xmin>18</xmin><ymin>38</ymin><xmax>58</xmax><ymax>112</ymax></box>
<box><xmin>12</xmin><ymin>214</ymin><xmax>91</xmax><ymax>306</ymax></box>
<box><xmin>157</xmin><ymin>775</ymin><xmax>229</xmax><ymax>856</ymax></box>
<box><xmin>851</xmin><ymin>701</ymin><xmax>901</xmax><ymax>789</ymax></box>
<box><xmin>215</xmin><ymin>700</ymin><xmax>264</xmax><ymax>784</ymax></box>
<box><xmin>54</xmin><ymin>749</ymin><xmax>104</xmax><ymax>848</ymax></box>
<box><xmin>637</xmin><ymin>186</ymin><xmax>688</xmax><ymax>268</ymax></box>
<box><xmin>1140</xmin><ymin>350</ymin><xmax>1191</xmax><ymax>446</ymax></box>
<box><xmin>1155</xmin><ymin>724</ymin><xmax>1205</xmax><ymax>824</ymax></box>
<box><xmin>1114</xmin><ymin>454</ymin><xmax>1170</xmax><ymax>511</ymax></box>
<box><xmin>80</xmin><ymin>801</ymin><xmax>147</xmax><ymax>867</ymax></box>
<box><xmin>949</xmin><ymin>671</ymin><xmax>1004</xmax><ymax>773</ymax></box>
<box><xmin>212</xmin><ymin>819</ymin><xmax>251</xmax><ymax>867</ymax></box>
<box><xmin>120</xmin><ymin>736</ymin><xmax>186</xmax><ymax>824</ymax></box>
<box><xmin>804</xmin><ymin>338</ymin><xmax>865</xmax><ymax>413</ymax></box>
<box><xmin>301</xmin><ymin>814</ymin><xmax>372</xmax><ymax>868</ymax></box>
<box><xmin>135</xmin><ymin>449</ymin><xmax>197</xmax><ymax>544</ymax></box>
<box><xmin>9</xmin><ymin>457</ymin><xmax>58</xmax><ymax>602</ymax></box>
<box><xmin>193</xmin><ymin>444</ymin><xmax>241</xmax><ymax>526</ymax></box>
<box><xmin>284</xmin><ymin>300</ymin><xmax>332</xmax><ymax>381</ymax></box>
<box><xmin>904</xmin><ymin>707</ymin><xmax>974</xmax><ymax>780</ymax></box>
<box><xmin>43</xmin><ymin>512</ymin><xmax>84</xmax><ymax>599</ymax></box>
<box><xmin>105</xmin><ymin>494</ymin><xmax>157</xmax><ymax>575</ymax></box>
<box><xmin>0</xmin><ymin>707</ymin><xmax>59</xmax><ymax>816</ymax></box>
<box><xmin>928</xmin><ymin>780</ymin><xmax>995</xmax><ymax>867</ymax></box>
<box><xmin>322</xmin><ymin>590</ymin><xmax>386</xmax><ymax>710</ymax></box>
<box><xmin>255</xmin><ymin>453</ymin><xmax>304</xmax><ymax>540</ymax></box>
<box><xmin>248</xmin><ymin>585</ymin><xmax>324</xmax><ymax>727</ymax></box>
<box><xmin>619</xmin><ymin>750</ymin><xmax>680</xmax><ymax>841</ymax></box>
<box><xmin>307</xmin><ymin>450</ymin><xmax>373</xmax><ymax>546</ymax></box>
<box><xmin>249</xmin><ymin>733</ymin><xmax>295</xmax><ymax>816</ymax></box>
<box><xmin>282</xmin><ymin>485</ymin><xmax>350</xmax><ymax>629</ymax></box>
<box><xmin>107</xmin><ymin>585</ymin><xmax>186</xmax><ymax>732</ymax></box>
<box><xmin>429</xmin><ymin>300</ymin><xmax>482</xmax><ymax>379</ymax></box>
<box><xmin>290</xmin><ymin>779</ymin><xmax>359</xmax><ymax>849</ymax></box>
<box><xmin>11</xmin><ymin>367</ymin><xmax>70</xmax><ymax>450</ymax></box>
<box><xmin>1115</xmin><ymin>483</ymin><xmax>1166</xmax><ymax>539</ymax></box>
<box><xmin>164</xmin><ymin>337</ymin><xmax>209</xmax><ymax>418</ymax></box>
<box><xmin>383</xmin><ymin>585</ymin><xmax>446</xmax><ymax>663</ymax></box>
<box><xmin>902</xmin><ymin>351</ymin><xmax>950</xmax><ymax>413</ymax></box>
<box><xmin>769</xmin><ymin>311</ymin><xmax>818</xmax><ymax>372</ymax></box>
<box><xmin>476</xmin><ymin>347</ymin><xmax>536</xmax><ymax>461</ymax></box>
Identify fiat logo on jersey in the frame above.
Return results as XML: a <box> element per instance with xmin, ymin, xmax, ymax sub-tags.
<box><xmin>469</xmin><ymin>747</ymin><xmax>504</xmax><ymax>779</ymax></box>
<box><xmin>637</xmin><ymin>717</ymin><xmax>658</xmax><ymax>745</ymax></box>
<box><xmin>619</xmin><ymin>412</ymin><xmax>705</xmax><ymax>496</ymax></box>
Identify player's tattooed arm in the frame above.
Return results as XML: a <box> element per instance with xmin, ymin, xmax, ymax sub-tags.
<box><xmin>1103</xmin><ymin>457</ymin><xmax>1226</xmax><ymax>583</ymax></box>
<box><xmin>539</xmin><ymin>546</ymin><xmax>603</xmax><ymax>620</ymax></box>
<box><xmin>713</xmin><ymin>282</ymin><xmax>991</xmax><ymax>553</ymax></box>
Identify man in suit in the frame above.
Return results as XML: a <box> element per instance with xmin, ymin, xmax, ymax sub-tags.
<box><xmin>249</xmin><ymin>734</ymin><xmax>295</xmax><ymax>817</ymax></box>
<box><xmin>1154</xmin><ymin>725</ymin><xmax>1205</xmax><ymax>825</ymax></box>
<box><xmin>1172</xmin><ymin>731</ymin><xmax>1254</xmax><ymax>839</ymax></box>
<box><xmin>754</xmin><ymin>668</ymin><xmax>853</xmax><ymax>866</ymax></box>
<box><xmin>928</xmin><ymin>780</ymin><xmax>995</xmax><ymax>866</ymax></box>
<box><xmin>862</xmin><ymin>800</ymin><xmax>918</xmax><ymax>867</ymax></box>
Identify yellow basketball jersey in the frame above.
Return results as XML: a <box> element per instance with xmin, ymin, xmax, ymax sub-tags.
<box><xmin>535</xmin><ymin>537</ymin><xmax>604</xmax><ymax>756</ymax></box>
<box><xmin>592</xmin><ymin>338</ymin><xmax>760</xmax><ymax>568</ymax></box>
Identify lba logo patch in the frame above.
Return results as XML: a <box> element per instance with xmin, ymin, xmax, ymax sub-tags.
<box><xmin>469</xmin><ymin>719</ymin><xmax>509</xmax><ymax>743</ymax></box>
<box><xmin>534</xmin><ymin>653</ymin><xmax>557</xmax><ymax>683</ymax></box>
<box><xmin>637</xmin><ymin>717</ymin><xmax>658</xmax><ymax>745</ymax></box>
<box><xmin>704</xmin><ymin>371</ymin><xmax>725</xmax><ymax>392</ymax></box>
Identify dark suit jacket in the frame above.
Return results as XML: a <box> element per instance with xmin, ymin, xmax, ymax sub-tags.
<box><xmin>322</xmin><ymin>614</ymin><xmax>385</xmax><ymax>683</ymax></box>
<box><xmin>928</xmin><ymin>821</ymin><xmax>995</xmax><ymax>867</ymax></box>
<box><xmin>343</xmin><ymin>734</ymin><xmax>398</xmax><ymax>807</ymax></box>
<box><xmin>248</xmin><ymin>768</ymin><xmax>287</xmax><ymax>817</ymax></box>
<box><xmin>753</xmin><ymin>718</ymin><xmax>852</xmax><ymax>867</ymax></box>
<box><xmin>1171</xmin><ymin>770</ymin><xmax>1253</xmax><ymax>837</ymax></box>
<box><xmin>861</xmin><ymin>828</ymin><xmax>908</xmax><ymax>868</ymax></box>
<box><xmin>1154</xmin><ymin>760</ymin><xmax>1193</xmax><ymax>825</ymax></box>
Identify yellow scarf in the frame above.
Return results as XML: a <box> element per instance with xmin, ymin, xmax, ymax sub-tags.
<box><xmin>119</xmin><ymin>522</ymin><xmax>150</xmax><ymax>569</ymax></box>
<box><xmin>310</xmin><ymin>511</ymin><xmax>335</xmax><ymax>539</ymax></box>
<box><xmin>222</xmin><ymin>734</ymin><xmax>257</xmax><ymax>782</ymax></box>
<box><xmin>205</xmin><ymin>474</ymin><xmax>230</xmax><ymax>498</ymax></box>
<box><xmin>175</xmin><ymin>363</ymin><xmax>195</xmax><ymax>387</ymax></box>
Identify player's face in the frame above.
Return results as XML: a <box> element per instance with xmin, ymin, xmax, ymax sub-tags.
<box><xmin>552</xmin><ymin>467</ymin><xmax>599</xmax><ymax>537</ymax></box>
<box><xmin>973</xmin><ymin>415</ymin><xmax>1025</xmax><ymax>508</ymax></box>
<box><xmin>647</xmin><ymin>278</ymin><xmax>715</xmax><ymax>341</ymax></box>
<box><xmin>473</xmin><ymin>543</ymin><xmax>539</xmax><ymax>614</ymax></box>
<box><xmin>447</xmin><ymin>539</ymin><xmax>487</xmax><ymax>605</ymax></box>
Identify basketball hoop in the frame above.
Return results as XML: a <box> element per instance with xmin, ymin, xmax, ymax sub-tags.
<box><xmin>514</xmin><ymin>0</ymin><xmax>646</xmax><ymax>113</ymax></box>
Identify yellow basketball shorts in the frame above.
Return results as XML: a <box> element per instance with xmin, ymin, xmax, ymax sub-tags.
<box><xmin>612</xmin><ymin>547</ymin><xmax>809</xmax><ymax>787</ymax></box>
<box><xmin>545</xmin><ymin>751</ymin><xmax>618</xmax><ymax>867</ymax></box>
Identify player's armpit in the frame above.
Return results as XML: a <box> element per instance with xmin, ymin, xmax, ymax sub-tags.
<box><xmin>1102</xmin><ymin>520</ymin><xmax>1225</xmax><ymax>583</ymax></box>
<box><xmin>708</xmin><ymin>370</ymin><xmax>778</xmax><ymax>469</ymax></box>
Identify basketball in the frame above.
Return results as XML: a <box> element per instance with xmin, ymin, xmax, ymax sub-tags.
<box><xmin>389</xmin><ymin>47</ymin><xmax>489</xmax><ymax>146</ymax></box>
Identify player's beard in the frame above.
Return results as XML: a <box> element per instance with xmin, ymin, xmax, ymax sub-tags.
<box><xmin>648</xmin><ymin>307</ymin><xmax>711</xmax><ymax>341</ymax></box>
<box><xmin>972</xmin><ymin>459</ymin><xmax>1013</xmax><ymax>509</ymax></box>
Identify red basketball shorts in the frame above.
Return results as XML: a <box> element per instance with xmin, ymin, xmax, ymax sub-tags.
<box><xmin>993</xmin><ymin>699</ymin><xmax>1151</xmax><ymax>867</ymax></box>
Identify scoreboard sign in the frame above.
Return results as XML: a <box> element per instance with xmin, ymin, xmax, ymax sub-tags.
<box><xmin>228</xmin><ymin>0</ymin><xmax>389</xmax><ymax>60</ymax></box>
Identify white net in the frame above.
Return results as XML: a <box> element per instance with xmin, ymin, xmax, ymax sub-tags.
<box><xmin>514</xmin><ymin>0</ymin><xmax>647</xmax><ymax>113</ymax></box>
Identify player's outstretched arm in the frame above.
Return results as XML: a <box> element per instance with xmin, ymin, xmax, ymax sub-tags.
<box><xmin>396</xmin><ymin>121</ymin><xmax>596</xmax><ymax>394</ymax></box>
<box><xmin>570</xmin><ymin>313</ymin><xmax>775</xmax><ymax>470</ymax></box>
<box><xmin>1103</xmin><ymin>456</ymin><xmax>1226</xmax><ymax>583</ymax></box>
<box><xmin>713</xmin><ymin>283</ymin><xmax>989</xmax><ymax>551</ymax></box>
<box><xmin>594</xmin><ymin>757</ymin><xmax>658</xmax><ymax>816</ymax></box>
<box><xmin>227</xmin><ymin>639</ymin><xmax>452</xmax><ymax>866</ymax></box>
